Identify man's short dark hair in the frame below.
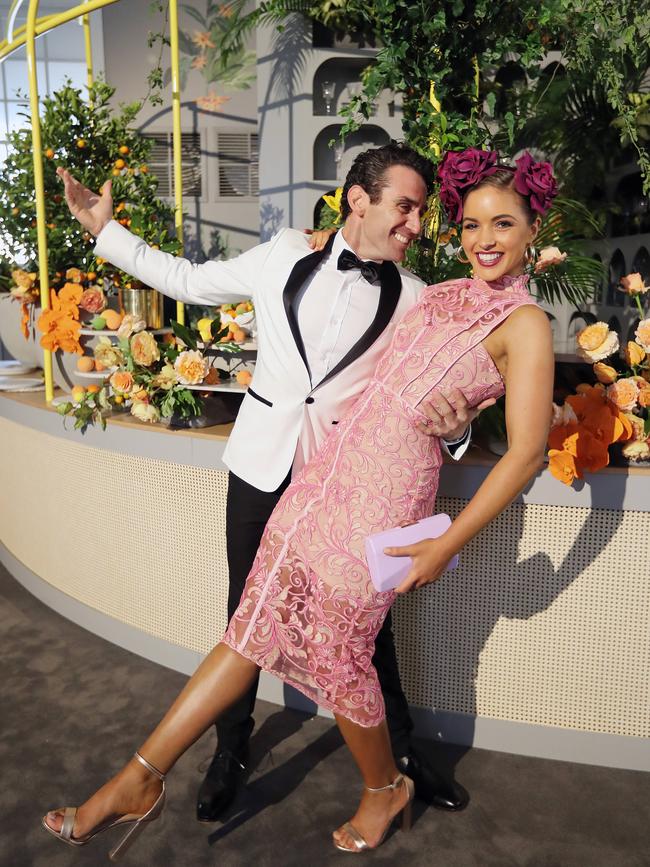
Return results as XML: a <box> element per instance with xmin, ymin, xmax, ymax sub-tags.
<box><xmin>340</xmin><ymin>142</ymin><xmax>435</xmax><ymax>220</ymax></box>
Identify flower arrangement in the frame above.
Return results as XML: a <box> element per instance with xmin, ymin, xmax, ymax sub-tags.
<box><xmin>56</xmin><ymin>315</ymin><xmax>244</xmax><ymax>431</ymax></box>
<box><xmin>548</xmin><ymin>276</ymin><xmax>650</xmax><ymax>484</ymax></box>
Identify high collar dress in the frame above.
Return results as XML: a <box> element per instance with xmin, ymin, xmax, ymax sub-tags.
<box><xmin>223</xmin><ymin>274</ymin><xmax>536</xmax><ymax>727</ymax></box>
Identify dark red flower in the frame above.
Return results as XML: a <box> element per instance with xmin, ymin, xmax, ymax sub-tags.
<box><xmin>514</xmin><ymin>152</ymin><xmax>558</xmax><ymax>215</ymax></box>
<box><xmin>437</xmin><ymin>149</ymin><xmax>499</xmax><ymax>222</ymax></box>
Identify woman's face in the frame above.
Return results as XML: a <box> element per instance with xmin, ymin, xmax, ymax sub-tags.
<box><xmin>460</xmin><ymin>185</ymin><xmax>540</xmax><ymax>281</ymax></box>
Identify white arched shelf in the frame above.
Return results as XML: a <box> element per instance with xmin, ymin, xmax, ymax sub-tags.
<box><xmin>606</xmin><ymin>249</ymin><xmax>626</xmax><ymax>306</ymax></box>
<box><xmin>630</xmin><ymin>245</ymin><xmax>650</xmax><ymax>284</ymax></box>
<box><xmin>313</xmin><ymin>124</ymin><xmax>390</xmax><ymax>181</ymax></box>
<box><xmin>312</xmin><ymin>57</ymin><xmax>375</xmax><ymax>116</ymax></box>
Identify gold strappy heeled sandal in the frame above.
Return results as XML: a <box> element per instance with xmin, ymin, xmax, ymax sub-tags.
<box><xmin>41</xmin><ymin>752</ymin><xmax>166</xmax><ymax>862</ymax></box>
<box><xmin>333</xmin><ymin>773</ymin><xmax>414</xmax><ymax>853</ymax></box>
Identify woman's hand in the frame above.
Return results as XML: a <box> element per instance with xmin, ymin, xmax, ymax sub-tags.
<box><xmin>384</xmin><ymin>537</ymin><xmax>456</xmax><ymax>594</ymax></box>
<box><xmin>56</xmin><ymin>167</ymin><xmax>113</xmax><ymax>237</ymax></box>
<box><xmin>304</xmin><ymin>228</ymin><xmax>336</xmax><ymax>251</ymax></box>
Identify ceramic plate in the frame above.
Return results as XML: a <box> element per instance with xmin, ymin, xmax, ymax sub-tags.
<box><xmin>0</xmin><ymin>360</ymin><xmax>37</xmax><ymax>376</ymax></box>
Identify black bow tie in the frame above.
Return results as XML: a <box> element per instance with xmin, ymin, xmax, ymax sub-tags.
<box><xmin>337</xmin><ymin>249</ymin><xmax>381</xmax><ymax>284</ymax></box>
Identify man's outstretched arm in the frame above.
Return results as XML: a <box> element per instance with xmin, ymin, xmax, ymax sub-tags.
<box><xmin>57</xmin><ymin>167</ymin><xmax>270</xmax><ymax>307</ymax></box>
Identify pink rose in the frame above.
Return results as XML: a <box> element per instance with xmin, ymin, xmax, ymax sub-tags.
<box><xmin>534</xmin><ymin>246</ymin><xmax>567</xmax><ymax>274</ymax></box>
<box><xmin>78</xmin><ymin>286</ymin><xmax>106</xmax><ymax>314</ymax></box>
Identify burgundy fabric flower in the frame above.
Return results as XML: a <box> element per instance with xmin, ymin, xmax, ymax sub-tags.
<box><xmin>514</xmin><ymin>152</ymin><xmax>558</xmax><ymax>215</ymax></box>
<box><xmin>438</xmin><ymin>148</ymin><xmax>499</xmax><ymax>222</ymax></box>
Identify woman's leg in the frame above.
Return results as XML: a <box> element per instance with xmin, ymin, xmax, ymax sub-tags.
<box><xmin>332</xmin><ymin>714</ymin><xmax>411</xmax><ymax>849</ymax></box>
<box><xmin>46</xmin><ymin>643</ymin><xmax>259</xmax><ymax>837</ymax></box>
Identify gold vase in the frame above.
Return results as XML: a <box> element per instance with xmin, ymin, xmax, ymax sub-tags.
<box><xmin>118</xmin><ymin>285</ymin><xmax>163</xmax><ymax>329</ymax></box>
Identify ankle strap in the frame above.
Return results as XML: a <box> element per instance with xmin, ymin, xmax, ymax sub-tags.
<box><xmin>365</xmin><ymin>773</ymin><xmax>403</xmax><ymax>794</ymax></box>
<box><xmin>134</xmin><ymin>752</ymin><xmax>166</xmax><ymax>782</ymax></box>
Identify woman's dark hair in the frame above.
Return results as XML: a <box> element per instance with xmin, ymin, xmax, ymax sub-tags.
<box><xmin>464</xmin><ymin>167</ymin><xmax>538</xmax><ymax>225</ymax></box>
<box><xmin>340</xmin><ymin>142</ymin><xmax>434</xmax><ymax>220</ymax></box>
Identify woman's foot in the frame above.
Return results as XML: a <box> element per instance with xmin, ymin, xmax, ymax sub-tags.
<box><xmin>44</xmin><ymin>756</ymin><xmax>163</xmax><ymax>842</ymax></box>
<box><xmin>332</xmin><ymin>774</ymin><xmax>413</xmax><ymax>852</ymax></box>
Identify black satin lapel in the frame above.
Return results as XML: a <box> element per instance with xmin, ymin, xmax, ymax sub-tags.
<box><xmin>282</xmin><ymin>232</ymin><xmax>337</xmax><ymax>382</ymax></box>
<box><xmin>316</xmin><ymin>259</ymin><xmax>402</xmax><ymax>390</ymax></box>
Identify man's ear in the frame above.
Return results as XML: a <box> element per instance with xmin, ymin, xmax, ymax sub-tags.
<box><xmin>347</xmin><ymin>184</ymin><xmax>370</xmax><ymax>217</ymax></box>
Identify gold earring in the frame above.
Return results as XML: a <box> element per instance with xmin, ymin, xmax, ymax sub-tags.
<box><xmin>456</xmin><ymin>247</ymin><xmax>470</xmax><ymax>264</ymax></box>
<box><xmin>524</xmin><ymin>245</ymin><xmax>536</xmax><ymax>266</ymax></box>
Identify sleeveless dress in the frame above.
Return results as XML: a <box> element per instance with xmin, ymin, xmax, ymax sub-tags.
<box><xmin>223</xmin><ymin>274</ymin><xmax>536</xmax><ymax>726</ymax></box>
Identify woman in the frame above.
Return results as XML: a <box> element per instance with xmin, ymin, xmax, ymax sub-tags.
<box><xmin>43</xmin><ymin>149</ymin><xmax>554</xmax><ymax>856</ymax></box>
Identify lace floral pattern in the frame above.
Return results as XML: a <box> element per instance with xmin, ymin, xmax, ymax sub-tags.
<box><xmin>223</xmin><ymin>276</ymin><xmax>535</xmax><ymax>726</ymax></box>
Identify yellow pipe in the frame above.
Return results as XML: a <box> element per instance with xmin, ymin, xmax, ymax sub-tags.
<box><xmin>26</xmin><ymin>0</ymin><xmax>53</xmax><ymax>401</ymax></box>
<box><xmin>0</xmin><ymin>0</ymin><xmax>119</xmax><ymax>61</ymax></box>
<box><xmin>169</xmin><ymin>0</ymin><xmax>185</xmax><ymax>325</ymax></box>
<box><xmin>83</xmin><ymin>2</ymin><xmax>94</xmax><ymax>90</ymax></box>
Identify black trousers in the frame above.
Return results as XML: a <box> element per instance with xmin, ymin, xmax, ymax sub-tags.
<box><xmin>215</xmin><ymin>471</ymin><xmax>414</xmax><ymax>758</ymax></box>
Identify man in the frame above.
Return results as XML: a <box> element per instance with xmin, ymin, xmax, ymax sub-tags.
<box><xmin>58</xmin><ymin>142</ymin><xmax>482</xmax><ymax>821</ymax></box>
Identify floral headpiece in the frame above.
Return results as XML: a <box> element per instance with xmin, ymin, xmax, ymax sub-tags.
<box><xmin>438</xmin><ymin>148</ymin><xmax>558</xmax><ymax>223</ymax></box>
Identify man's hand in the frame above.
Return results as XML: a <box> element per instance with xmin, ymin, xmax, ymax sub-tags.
<box><xmin>56</xmin><ymin>167</ymin><xmax>113</xmax><ymax>237</ymax></box>
<box><xmin>417</xmin><ymin>387</ymin><xmax>495</xmax><ymax>440</ymax></box>
<box><xmin>384</xmin><ymin>537</ymin><xmax>455</xmax><ymax>594</ymax></box>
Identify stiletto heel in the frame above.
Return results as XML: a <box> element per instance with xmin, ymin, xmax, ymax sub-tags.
<box><xmin>333</xmin><ymin>773</ymin><xmax>414</xmax><ymax>853</ymax></box>
<box><xmin>42</xmin><ymin>752</ymin><xmax>166</xmax><ymax>862</ymax></box>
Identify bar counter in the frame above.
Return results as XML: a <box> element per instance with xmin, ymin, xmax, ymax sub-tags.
<box><xmin>1</xmin><ymin>390</ymin><xmax>648</xmax><ymax>771</ymax></box>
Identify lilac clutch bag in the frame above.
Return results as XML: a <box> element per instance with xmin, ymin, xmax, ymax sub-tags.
<box><xmin>365</xmin><ymin>513</ymin><xmax>459</xmax><ymax>592</ymax></box>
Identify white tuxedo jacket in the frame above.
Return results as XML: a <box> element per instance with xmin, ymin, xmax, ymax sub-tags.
<box><xmin>95</xmin><ymin>222</ymin><xmax>424</xmax><ymax>491</ymax></box>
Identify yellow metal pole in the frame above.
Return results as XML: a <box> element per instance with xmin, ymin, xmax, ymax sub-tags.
<box><xmin>26</xmin><ymin>0</ymin><xmax>54</xmax><ymax>402</ymax></box>
<box><xmin>0</xmin><ymin>0</ymin><xmax>119</xmax><ymax>62</ymax></box>
<box><xmin>169</xmin><ymin>0</ymin><xmax>185</xmax><ymax>325</ymax></box>
<box><xmin>83</xmin><ymin>0</ymin><xmax>94</xmax><ymax>90</ymax></box>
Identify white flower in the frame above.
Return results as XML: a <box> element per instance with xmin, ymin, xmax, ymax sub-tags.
<box><xmin>130</xmin><ymin>400</ymin><xmax>160</xmax><ymax>423</ymax></box>
<box><xmin>551</xmin><ymin>402</ymin><xmax>578</xmax><ymax>427</ymax></box>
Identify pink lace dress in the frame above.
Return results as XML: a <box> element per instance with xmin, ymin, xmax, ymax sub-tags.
<box><xmin>223</xmin><ymin>275</ymin><xmax>536</xmax><ymax>726</ymax></box>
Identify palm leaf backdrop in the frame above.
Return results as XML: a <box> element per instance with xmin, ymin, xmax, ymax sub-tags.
<box><xmin>531</xmin><ymin>198</ymin><xmax>604</xmax><ymax>307</ymax></box>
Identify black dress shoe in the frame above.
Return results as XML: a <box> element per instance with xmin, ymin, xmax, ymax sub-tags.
<box><xmin>397</xmin><ymin>752</ymin><xmax>469</xmax><ymax>811</ymax></box>
<box><xmin>196</xmin><ymin>749</ymin><xmax>247</xmax><ymax>822</ymax></box>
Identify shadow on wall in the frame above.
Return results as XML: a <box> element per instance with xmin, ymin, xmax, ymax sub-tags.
<box><xmin>394</xmin><ymin>474</ymin><xmax>628</xmax><ymax>768</ymax></box>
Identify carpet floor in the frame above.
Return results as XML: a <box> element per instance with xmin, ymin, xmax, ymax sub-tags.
<box><xmin>1</xmin><ymin>562</ymin><xmax>648</xmax><ymax>867</ymax></box>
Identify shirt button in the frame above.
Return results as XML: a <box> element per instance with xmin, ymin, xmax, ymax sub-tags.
<box><xmin>305</xmin><ymin>396</ymin><xmax>315</xmax><ymax>404</ymax></box>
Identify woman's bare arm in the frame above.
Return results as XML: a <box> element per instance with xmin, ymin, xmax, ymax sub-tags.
<box><xmin>387</xmin><ymin>305</ymin><xmax>554</xmax><ymax>592</ymax></box>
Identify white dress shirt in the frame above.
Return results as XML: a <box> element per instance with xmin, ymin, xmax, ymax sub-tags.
<box><xmin>293</xmin><ymin>231</ymin><xmax>382</xmax><ymax>385</ymax></box>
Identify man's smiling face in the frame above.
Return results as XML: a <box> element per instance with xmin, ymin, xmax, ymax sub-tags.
<box><xmin>355</xmin><ymin>165</ymin><xmax>428</xmax><ymax>263</ymax></box>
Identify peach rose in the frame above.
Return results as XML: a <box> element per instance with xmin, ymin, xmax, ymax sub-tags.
<box><xmin>623</xmin><ymin>340</ymin><xmax>645</xmax><ymax>367</ymax></box>
<box><xmin>78</xmin><ymin>286</ymin><xmax>106</xmax><ymax>314</ymax></box>
<box><xmin>623</xmin><ymin>412</ymin><xmax>645</xmax><ymax>441</ymax></box>
<box><xmin>619</xmin><ymin>272</ymin><xmax>648</xmax><ymax>296</ymax></box>
<box><xmin>174</xmin><ymin>349</ymin><xmax>208</xmax><ymax>385</ymax></box>
<box><xmin>117</xmin><ymin>313</ymin><xmax>147</xmax><ymax>341</ymax></box>
<box><xmin>534</xmin><ymin>246</ymin><xmax>567</xmax><ymax>274</ymax></box>
<box><xmin>606</xmin><ymin>378</ymin><xmax>639</xmax><ymax>412</ymax></box>
<box><xmin>130</xmin><ymin>331</ymin><xmax>160</xmax><ymax>367</ymax></box>
<box><xmin>130</xmin><ymin>400</ymin><xmax>160</xmax><ymax>423</ymax></box>
<box><xmin>593</xmin><ymin>362</ymin><xmax>618</xmax><ymax>384</ymax></box>
<box><xmin>576</xmin><ymin>322</ymin><xmax>619</xmax><ymax>362</ymax></box>
<box><xmin>634</xmin><ymin>319</ymin><xmax>650</xmax><ymax>353</ymax></box>
<box><xmin>109</xmin><ymin>370</ymin><xmax>134</xmax><ymax>394</ymax></box>
<box><xmin>638</xmin><ymin>386</ymin><xmax>650</xmax><ymax>409</ymax></box>
<box><xmin>621</xmin><ymin>439</ymin><xmax>650</xmax><ymax>461</ymax></box>
<box><xmin>153</xmin><ymin>364</ymin><xmax>177</xmax><ymax>390</ymax></box>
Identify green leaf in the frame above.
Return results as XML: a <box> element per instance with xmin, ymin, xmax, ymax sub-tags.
<box><xmin>171</xmin><ymin>319</ymin><xmax>197</xmax><ymax>350</ymax></box>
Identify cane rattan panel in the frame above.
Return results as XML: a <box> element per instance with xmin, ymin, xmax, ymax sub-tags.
<box><xmin>394</xmin><ymin>496</ymin><xmax>649</xmax><ymax>738</ymax></box>
<box><xmin>1</xmin><ymin>416</ymin><xmax>648</xmax><ymax>738</ymax></box>
<box><xmin>0</xmin><ymin>417</ymin><xmax>229</xmax><ymax>652</ymax></box>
